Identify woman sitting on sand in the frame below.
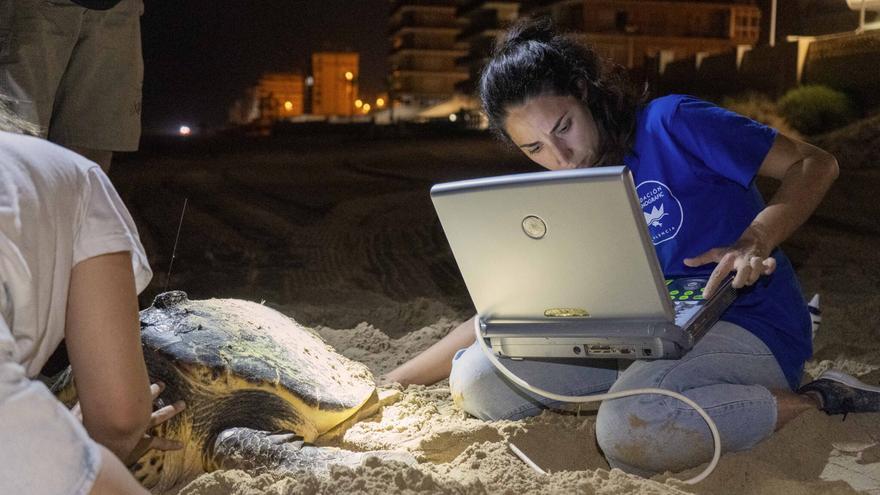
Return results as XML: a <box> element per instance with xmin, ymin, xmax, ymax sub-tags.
<box><xmin>385</xmin><ymin>18</ymin><xmax>880</xmax><ymax>476</ymax></box>
<box><xmin>0</xmin><ymin>97</ymin><xmax>184</xmax><ymax>494</ymax></box>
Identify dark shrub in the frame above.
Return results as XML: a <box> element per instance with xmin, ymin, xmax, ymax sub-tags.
<box><xmin>721</xmin><ymin>92</ymin><xmax>800</xmax><ymax>139</ymax></box>
<box><xmin>778</xmin><ymin>85</ymin><xmax>856</xmax><ymax>135</ymax></box>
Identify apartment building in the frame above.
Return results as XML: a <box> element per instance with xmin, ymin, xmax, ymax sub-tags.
<box><xmin>455</xmin><ymin>1</ymin><xmax>521</xmax><ymax>95</ymax></box>
<box><xmin>228</xmin><ymin>72</ymin><xmax>305</xmax><ymax>126</ymax></box>
<box><xmin>388</xmin><ymin>0</ymin><xmax>469</xmax><ymax>111</ymax></box>
<box><xmin>521</xmin><ymin>1</ymin><xmax>762</xmax><ymax>69</ymax></box>
<box><xmin>312</xmin><ymin>52</ymin><xmax>360</xmax><ymax>117</ymax></box>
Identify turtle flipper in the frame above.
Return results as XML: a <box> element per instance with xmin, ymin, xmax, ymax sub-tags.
<box><xmin>209</xmin><ymin>428</ymin><xmax>415</xmax><ymax>473</ymax></box>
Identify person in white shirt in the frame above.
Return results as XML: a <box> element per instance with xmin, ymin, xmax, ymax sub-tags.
<box><xmin>0</xmin><ymin>97</ymin><xmax>183</xmax><ymax>494</ymax></box>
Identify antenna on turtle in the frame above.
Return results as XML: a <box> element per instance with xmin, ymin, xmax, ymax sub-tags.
<box><xmin>164</xmin><ymin>197</ymin><xmax>189</xmax><ymax>293</ymax></box>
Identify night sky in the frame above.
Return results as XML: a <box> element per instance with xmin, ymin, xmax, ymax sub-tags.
<box><xmin>140</xmin><ymin>1</ymin><xmax>389</xmax><ymax>134</ymax></box>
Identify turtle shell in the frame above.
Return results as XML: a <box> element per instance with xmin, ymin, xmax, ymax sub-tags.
<box><xmin>139</xmin><ymin>291</ymin><xmax>376</xmax><ymax>437</ymax></box>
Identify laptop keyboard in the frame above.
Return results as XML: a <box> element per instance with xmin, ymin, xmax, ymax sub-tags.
<box><xmin>667</xmin><ymin>278</ymin><xmax>707</xmax><ymax>326</ymax></box>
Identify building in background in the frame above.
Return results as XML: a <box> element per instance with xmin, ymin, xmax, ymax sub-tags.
<box><xmin>228</xmin><ymin>72</ymin><xmax>304</xmax><ymax>127</ymax></box>
<box><xmin>312</xmin><ymin>52</ymin><xmax>360</xmax><ymax>117</ymax></box>
<box><xmin>757</xmin><ymin>0</ymin><xmax>879</xmax><ymax>45</ymax></box>
<box><xmin>522</xmin><ymin>0</ymin><xmax>761</xmax><ymax>71</ymax></box>
<box><xmin>455</xmin><ymin>1</ymin><xmax>521</xmax><ymax>95</ymax></box>
<box><xmin>520</xmin><ymin>0</ymin><xmax>583</xmax><ymax>30</ymax></box>
<box><xmin>388</xmin><ymin>0</ymin><xmax>469</xmax><ymax>119</ymax></box>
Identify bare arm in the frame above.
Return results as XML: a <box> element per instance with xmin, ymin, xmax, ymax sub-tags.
<box><xmin>65</xmin><ymin>252</ymin><xmax>152</xmax><ymax>460</ymax></box>
<box><xmin>749</xmin><ymin>132</ymin><xmax>839</xmax><ymax>252</ymax></box>
<box><xmin>384</xmin><ymin>316</ymin><xmax>477</xmax><ymax>386</ymax></box>
<box><xmin>686</xmin><ymin>132</ymin><xmax>839</xmax><ymax>296</ymax></box>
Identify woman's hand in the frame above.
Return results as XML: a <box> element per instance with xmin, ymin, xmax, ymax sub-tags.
<box><xmin>123</xmin><ymin>382</ymin><xmax>186</xmax><ymax>467</ymax></box>
<box><xmin>684</xmin><ymin>227</ymin><xmax>776</xmax><ymax>298</ymax></box>
<box><xmin>69</xmin><ymin>381</ymin><xmax>186</xmax><ymax>466</ymax></box>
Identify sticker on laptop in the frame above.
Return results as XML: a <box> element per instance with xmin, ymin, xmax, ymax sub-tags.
<box><xmin>544</xmin><ymin>308</ymin><xmax>590</xmax><ymax>318</ymax></box>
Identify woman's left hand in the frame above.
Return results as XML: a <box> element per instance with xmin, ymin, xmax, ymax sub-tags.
<box><xmin>684</xmin><ymin>233</ymin><xmax>776</xmax><ymax>298</ymax></box>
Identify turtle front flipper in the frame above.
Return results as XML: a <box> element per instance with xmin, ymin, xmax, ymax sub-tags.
<box><xmin>209</xmin><ymin>428</ymin><xmax>416</xmax><ymax>473</ymax></box>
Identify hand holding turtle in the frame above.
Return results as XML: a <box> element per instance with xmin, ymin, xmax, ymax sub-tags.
<box><xmin>684</xmin><ymin>228</ymin><xmax>776</xmax><ymax>298</ymax></box>
<box><xmin>123</xmin><ymin>382</ymin><xmax>186</xmax><ymax>467</ymax></box>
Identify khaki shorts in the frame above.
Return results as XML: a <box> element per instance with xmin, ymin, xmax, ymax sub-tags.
<box><xmin>0</xmin><ymin>362</ymin><xmax>102</xmax><ymax>495</ymax></box>
<box><xmin>0</xmin><ymin>0</ymin><xmax>144</xmax><ymax>151</ymax></box>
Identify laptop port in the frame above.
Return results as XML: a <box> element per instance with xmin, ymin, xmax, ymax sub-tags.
<box><xmin>642</xmin><ymin>348</ymin><xmax>653</xmax><ymax>357</ymax></box>
<box><xmin>620</xmin><ymin>348</ymin><xmax>632</xmax><ymax>355</ymax></box>
<box><xmin>573</xmin><ymin>346</ymin><xmax>582</xmax><ymax>355</ymax></box>
<box><xmin>587</xmin><ymin>344</ymin><xmax>613</xmax><ymax>354</ymax></box>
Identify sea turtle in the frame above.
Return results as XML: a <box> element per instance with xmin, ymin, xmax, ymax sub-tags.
<box><xmin>54</xmin><ymin>291</ymin><xmax>411</xmax><ymax>493</ymax></box>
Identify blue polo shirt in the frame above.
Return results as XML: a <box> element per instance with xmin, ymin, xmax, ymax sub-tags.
<box><xmin>624</xmin><ymin>95</ymin><xmax>811</xmax><ymax>390</ymax></box>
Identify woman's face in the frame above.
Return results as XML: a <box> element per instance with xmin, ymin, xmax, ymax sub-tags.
<box><xmin>503</xmin><ymin>93</ymin><xmax>601</xmax><ymax>171</ymax></box>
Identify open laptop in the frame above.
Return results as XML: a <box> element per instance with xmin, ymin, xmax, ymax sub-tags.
<box><xmin>430</xmin><ymin>166</ymin><xmax>737</xmax><ymax>360</ymax></box>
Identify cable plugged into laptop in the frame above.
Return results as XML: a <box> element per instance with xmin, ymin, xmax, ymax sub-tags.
<box><xmin>475</xmin><ymin>318</ymin><xmax>722</xmax><ymax>485</ymax></box>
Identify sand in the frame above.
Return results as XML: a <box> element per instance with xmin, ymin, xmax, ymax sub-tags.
<box><xmin>174</xmin><ymin>318</ymin><xmax>879</xmax><ymax>495</ymax></box>
<box><xmin>113</xmin><ymin>117</ymin><xmax>880</xmax><ymax>494</ymax></box>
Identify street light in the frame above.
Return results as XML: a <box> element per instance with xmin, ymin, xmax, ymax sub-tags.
<box><xmin>355</xmin><ymin>99</ymin><xmax>363</xmax><ymax>108</ymax></box>
<box><xmin>343</xmin><ymin>71</ymin><xmax>355</xmax><ymax>117</ymax></box>
<box><xmin>376</xmin><ymin>97</ymin><xmax>385</xmax><ymax>107</ymax></box>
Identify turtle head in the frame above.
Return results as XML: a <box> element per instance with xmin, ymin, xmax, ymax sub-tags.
<box><xmin>153</xmin><ymin>291</ymin><xmax>190</xmax><ymax>309</ymax></box>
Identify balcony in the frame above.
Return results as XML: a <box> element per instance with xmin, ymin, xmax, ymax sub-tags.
<box><xmin>455</xmin><ymin>51</ymin><xmax>490</xmax><ymax>71</ymax></box>
<box><xmin>458</xmin><ymin>9</ymin><xmax>508</xmax><ymax>41</ymax></box>
<box><xmin>520</xmin><ymin>0</ymin><xmax>579</xmax><ymax>15</ymax></box>
<box><xmin>457</xmin><ymin>0</ymin><xmax>520</xmax><ymax>18</ymax></box>
<box><xmin>390</xmin><ymin>0</ymin><xmax>456</xmax><ymax>17</ymax></box>
<box><xmin>389</xmin><ymin>9</ymin><xmax>460</xmax><ymax>33</ymax></box>
<box><xmin>391</xmin><ymin>33</ymin><xmax>465</xmax><ymax>52</ymax></box>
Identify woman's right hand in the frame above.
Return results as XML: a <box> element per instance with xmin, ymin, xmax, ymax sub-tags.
<box><xmin>69</xmin><ymin>381</ymin><xmax>186</xmax><ymax>466</ymax></box>
<box><xmin>123</xmin><ymin>382</ymin><xmax>186</xmax><ymax>467</ymax></box>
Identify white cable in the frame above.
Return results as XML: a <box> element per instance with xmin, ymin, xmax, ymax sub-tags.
<box><xmin>508</xmin><ymin>442</ymin><xmax>547</xmax><ymax>475</ymax></box>
<box><xmin>475</xmin><ymin>318</ymin><xmax>721</xmax><ymax>485</ymax></box>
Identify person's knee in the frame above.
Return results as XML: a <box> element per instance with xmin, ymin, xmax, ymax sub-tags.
<box><xmin>595</xmin><ymin>394</ymin><xmax>710</xmax><ymax>475</ymax></box>
<box><xmin>596</xmin><ymin>395</ymin><xmax>657</xmax><ymax>473</ymax></box>
<box><xmin>449</xmin><ymin>346</ymin><xmax>537</xmax><ymax>421</ymax></box>
<box><xmin>449</xmin><ymin>348</ymin><xmax>498</xmax><ymax>420</ymax></box>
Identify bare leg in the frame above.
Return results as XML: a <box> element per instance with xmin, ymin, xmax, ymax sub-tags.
<box><xmin>68</xmin><ymin>145</ymin><xmax>114</xmax><ymax>173</ymax></box>
<box><xmin>384</xmin><ymin>316</ymin><xmax>476</xmax><ymax>386</ymax></box>
<box><xmin>772</xmin><ymin>389</ymin><xmax>820</xmax><ymax>430</ymax></box>
<box><xmin>89</xmin><ymin>445</ymin><xmax>149</xmax><ymax>495</ymax></box>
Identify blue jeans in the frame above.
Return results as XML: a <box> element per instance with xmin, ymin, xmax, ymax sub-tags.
<box><xmin>448</xmin><ymin>321</ymin><xmax>791</xmax><ymax>476</ymax></box>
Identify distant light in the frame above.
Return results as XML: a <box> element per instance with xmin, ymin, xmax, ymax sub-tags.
<box><xmin>448</xmin><ymin>113</ymin><xmax>458</xmax><ymax>122</ymax></box>
<box><xmin>344</xmin><ymin>71</ymin><xmax>354</xmax><ymax>81</ymax></box>
<box><xmin>354</xmin><ymin>99</ymin><xmax>363</xmax><ymax>108</ymax></box>
<box><xmin>305</xmin><ymin>76</ymin><xmax>314</xmax><ymax>87</ymax></box>
<box><xmin>376</xmin><ymin>98</ymin><xmax>385</xmax><ymax>107</ymax></box>
<box><xmin>362</xmin><ymin>103</ymin><xmax>371</xmax><ymax>113</ymax></box>
<box><xmin>179</xmin><ymin>125</ymin><xmax>192</xmax><ymax>136</ymax></box>
<box><xmin>284</xmin><ymin>100</ymin><xmax>293</xmax><ymax>111</ymax></box>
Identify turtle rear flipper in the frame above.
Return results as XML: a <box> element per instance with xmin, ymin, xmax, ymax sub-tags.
<box><xmin>209</xmin><ymin>427</ymin><xmax>415</xmax><ymax>473</ymax></box>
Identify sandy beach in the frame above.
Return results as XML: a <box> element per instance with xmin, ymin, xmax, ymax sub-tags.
<box><xmin>112</xmin><ymin>117</ymin><xmax>880</xmax><ymax>494</ymax></box>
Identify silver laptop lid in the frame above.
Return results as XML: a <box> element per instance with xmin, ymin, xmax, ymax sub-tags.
<box><xmin>431</xmin><ymin>166</ymin><xmax>675</xmax><ymax>323</ymax></box>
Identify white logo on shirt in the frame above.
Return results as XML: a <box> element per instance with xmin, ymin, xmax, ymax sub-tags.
<box><xmin>636</xmin><ymin>181</ymin><xmax>683</xmax><ymax>245</ymax></box>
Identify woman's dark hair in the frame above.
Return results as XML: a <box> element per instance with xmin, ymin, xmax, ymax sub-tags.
<box><xmin>0</xmin><ymin>95</ymin><xmax>40</xmax><ymax>136</ymax></box>
<box><xmin>480</xmin><ymin>17</ymin><xmax>646</xmax><ymax>165</ymax></box>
